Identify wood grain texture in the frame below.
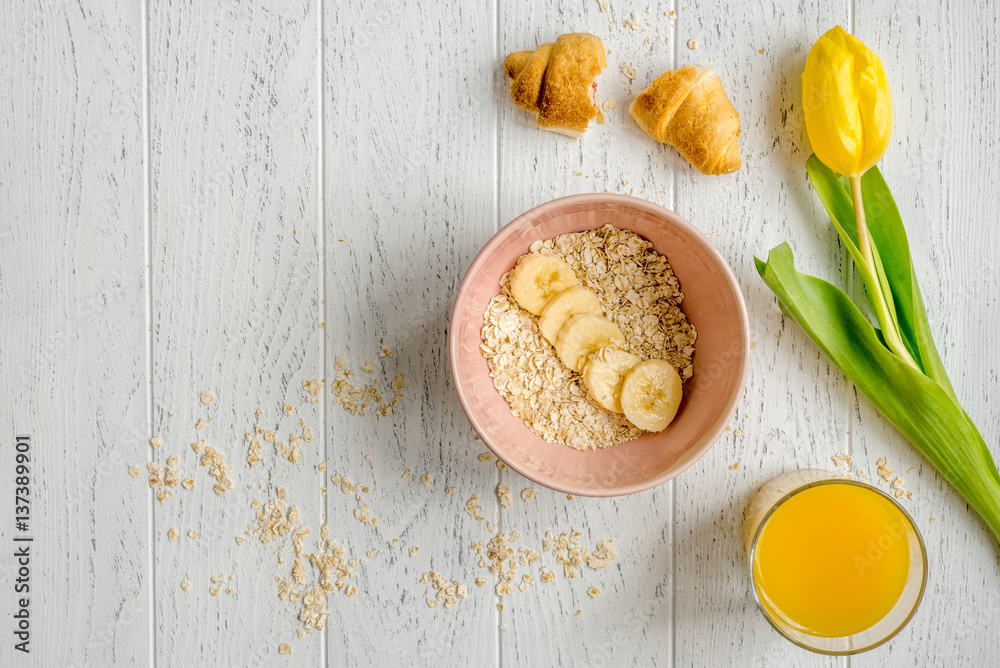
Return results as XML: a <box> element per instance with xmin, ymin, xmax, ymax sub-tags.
<box><xmin>322</xmin><ymin>1</ymin><xmax>500</xmax><ymax>665</ymax></box>
<box><xmin>852</xmin><ymin>3</ymin><xmax>1000</xmax><ymax>666</ymax></box>
<box><xmin>497</xmin><ymin>3</ymin><xmax>684</xmax><ymax>666</ymax></box>
<box><xmin>669</xmin><ymin>2</ymin><xmax>854</xmax><ymax>666</ymax></box>
<box><xmin>0</xmin><ymin>1</ymin><xmax>148</xmax><ymax>666</ymax></box>
<box><xmin>3</xmin><ymin>0</ymin><xmax>1000</xmax><ymax>665</ymax></box>
<box><xmin>148</xmin><ymin>1</ymin><xmax>322</xmax><ymax>665</ymax></box>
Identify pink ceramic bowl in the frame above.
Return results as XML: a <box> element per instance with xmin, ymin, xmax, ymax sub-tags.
<box><xmin>449</xmin><ymin>194</ymin><xmax>749</xmax><ymax>496</ymax></box>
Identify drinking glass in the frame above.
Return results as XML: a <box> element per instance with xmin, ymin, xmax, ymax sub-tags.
<box><xmin>744</xmin><ymin>469</ymin><xmax>927</xmax><ymax>654</ymax></box>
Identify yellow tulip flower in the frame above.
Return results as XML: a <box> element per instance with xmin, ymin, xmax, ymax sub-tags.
<box><xmin>801</xmin><ymin>27</ymin><xmax>917</xmax><ymax>370</ymax></box>
<box><xmin>802</xmin><ymin>25</ymin><xmax>892</xmax><ymax>177</ymax></box>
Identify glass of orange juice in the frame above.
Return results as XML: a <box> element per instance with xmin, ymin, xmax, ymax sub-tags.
<box><xmin>745</xmin><ymin>469</ymin><xmax>927</xmax><ymax>654</ymax></box>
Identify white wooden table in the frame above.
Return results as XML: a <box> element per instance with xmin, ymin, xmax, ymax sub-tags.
<box><xmin>2</xmin><ymin>1</ymin><xmax>999</xmax><ymax>666</ymax></box>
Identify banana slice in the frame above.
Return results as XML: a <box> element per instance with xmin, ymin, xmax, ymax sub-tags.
<box><xmin>538</xmin><ymin>286</ymin><xmax>604</xmax><ymax>344</ymax></box>
<box><xmin>620</xmin><ymin>359</ymin><xmax>683</xmax><ymax>432</ymax></box>
<box><xmin>554</xmin><ymin>314</ymin><xmax>626</xmax><ymax>373</ymax></box>
<box><xmin>509</xmin><ymin>253</ymin><xmax>580</xmax><ymax>315</ymax></box>
<box><xmin>582</xmin><ymin>347</ymin><xmax>640</xmax><ymax>413</ymax></box>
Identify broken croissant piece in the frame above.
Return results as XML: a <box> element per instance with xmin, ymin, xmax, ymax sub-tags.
<box><xmin>630</xmin><ymin>65</ymin><xmax>742</xmax><ymax>175</ymax></box>
<box><xmin>504</xmin><ymin>33</ymin><xmax>607</xmax><ymax>138</ymax></box>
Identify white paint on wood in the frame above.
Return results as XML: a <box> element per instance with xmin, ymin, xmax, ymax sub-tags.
<box><xmin>0</xmin><ymin>1</ymin><xmax>149</xmax><ymax>666</ymax></box>
<box><xmin>1</xmin><ymin>0</ymin><xmax>999</xmax><ymax>666</ymax></box>
<box><xmin>852</xmin><ymin>2</ymin><xmax>1000</xmax><ymax>666</ymax></box>
<box><xmin>322</xmin><ymin>1</ymin><xmax>500</xmax><ymax>665</ymax></box>
<box><xmin>148</xmin><ymin>1</ymin><xmax>323</xmax><ymax>665</ymax></box>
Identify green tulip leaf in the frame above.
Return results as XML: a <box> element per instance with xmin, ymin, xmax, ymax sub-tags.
<box><xmin>806</xmin><ymin>155</ymin><xmax>956</xmax><ymax>401</ymax></box>
<box><xmin>756</xmin><ymin>243</ymin><xmax>1000</xmax><ymax>543</ymax></box>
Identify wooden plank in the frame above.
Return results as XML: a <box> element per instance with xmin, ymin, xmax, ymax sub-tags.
<box><xmin>0</xmin><ymin>1</ymin><xmax>148</xmax><ymax>666</ymax></box>
<box><xmin>2</xmin><ymin>0</ymin><xmax>997</xmax><ymax>664</ymax></box>
<box><xmin>852</xmin><ymin>2</ymin><xmax>1000</xmax><ymax>665</ymax></box>
<box><xmin>495</xmin><ymin>2</ymin><xmax>686</xmax><ymax>666</ymax></box>
<box><xmin>148</xmin><ymin>1</ymin><xmax>323</xmax><ymax>664</ymax></box>
<box><xmin>321</xmin><ymin>0</ymin><xmax>499</xmax><ymax>665</ymax></box>
<box><xmin>638</xmin><ymin>1</ymin><xmax>848</xmax><ymax>666</ymax></box>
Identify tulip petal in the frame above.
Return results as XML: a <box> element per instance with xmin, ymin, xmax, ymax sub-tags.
<box><xmin>801</xmin><ymin>26</ymin><xmax>892</xmax><ymax>176</ymax></box>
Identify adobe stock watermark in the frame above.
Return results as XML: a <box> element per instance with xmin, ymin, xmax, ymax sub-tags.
<box><xmin>852</xmin><ymin>519</ymin><xmax>908</xmax><ymax>576</ymax></box>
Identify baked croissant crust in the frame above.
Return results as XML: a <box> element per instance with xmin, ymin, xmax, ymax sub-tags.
<box><xmin>504</xmin><ymin>33</ymin><xmax>607</xmax><ymax>137</ymax></box>
<box><xmin>630</xmin><ymin>65</ymin><xmax>742</xmax><ymax>175</ymax></box>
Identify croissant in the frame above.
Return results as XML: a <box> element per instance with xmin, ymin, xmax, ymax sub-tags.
<box><xmin>504</xmin><ymin>33</ymin><xmax>607</xmax><ymax>138</ymax></box>
<box><xmin>630</xmin><ymin>65</ymin><xmax>742</xmax><ymax>175</ymax></box>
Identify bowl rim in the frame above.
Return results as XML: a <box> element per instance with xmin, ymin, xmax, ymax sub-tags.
<box><xmin>448</xmin><ymin>192</ymin><xmax>750</xmax><ymax>496</ymax></box>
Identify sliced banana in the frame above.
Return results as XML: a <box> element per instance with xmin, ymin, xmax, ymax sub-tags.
<box><xmin>509</xmin><ymin>253</ymin><xmax>580</xmax><ymax>315</ymax></box>
<box><xmin>554</xmin><ymin>314</ymin><xmax>626</xmax><ymax>373</ymax></box>
<box><xmin>620</xmin><ymin>359</ymin><xmax>683</xmax><ymax>432</ymax></box>
<box><xmin>582</xmin><ymin>347</ymin><xmax>640</xmax><ymax>413</ymax></box>
<box><xmin>538</xmin><ymin>286</ymin><xmax>604</xmax><ymax>344</ymax></box>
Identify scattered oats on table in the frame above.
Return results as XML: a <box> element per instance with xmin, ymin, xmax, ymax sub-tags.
<box><xmin>543</xmin><ymin>530</ymin><xmax>618</xmax><ymax>577</ymax></box>
<box><xmin>150</xmin><ymin>436</ymin><xmax>163</xmax><ymax>449</ymax></box>
<box><xmin>247</xmin><ymin>437</ymin><xmax>262</xmax><ymax>467</ymax></box>
<box><xmin>128</xmin><ymin>464</ymin><xmax>141</xmax><ymax>478</ymax></box>
<box><xmin>167</xmin><ymin>527</ymin><xmax>179</xmax><ymax>542</ymax></box>
<box><xmin>199</xmin><ymin>445</ymin><xmax>235</xmax><ymax>495</ymax></box>
<box><xmin>480</xmin><ymin>225</ymin><xmax>696</xmax><ymax>450</ymax></box>
<box><xmin>587</xmin><ymin>586</ymin><xmax>601</xmax><ymax>598</ymax></box>
<box><xmin>332</xmin><ymin>355</ymin><xmax>404</xmax><ymax>417</ymax></box>
<box><xmin>420</xmin><ymin>571</ymin><xmax>468</xmax><ymax>608</ymax></box>
<box><xmin>831</xmin><ymin>453</ymin><xmax>853</xmax><ymax>468</ymax></box>
<box><xmin>194</xmin><ymin>418</ymin><xmax>206</xmax><ymax>430</ymax></box>
<box><xmin>471</xmin><ymin>528</ymin><xmax>541</xmax><ymax>598</ymax></box>
<box><xmin>188</xmin><ymin>530</ymin><xmax>199</xmax><ymax>539</ymax></box>
<box><xmin>302</xmin><ymin>378</ymin><xmax>323</xmax><ymax>398</ymax></box>
<box><xmin>496</xmin><ymin>484</ymin><xmax>513</xmax><ymax>508</ymax></box>
<box><xmin>521</xmin><ymin>488</ymin><xmax>538</xmax><ymax>503</ymax></box>
<box><xmin>278</xmin><ymin>642</ymin><xmax>291</xmax><ymax>655</ymax></box>
<box><xmin>876</xmin><ymin>457</ymin><xmax>894</xmax><ymax>483</ymax></box>
<box><xmin>353</xmin><ymin>504</ymin><xmax>373</xmax><ymax>524</ymax></box>
<box><xmin>465</xmin><ymin>494</ymin><xmax>486</xmax><ymax>521</ymax></box>
<box><xmin>147</xmin><ymin>462</ymin><xmax>173</xmax><ymax>505</ymax></box>
<box><xmin>687</xmin><ymin>39</ymin><xmax>699</xmax><ymax>50</ymax></box>
<box><xmin>200</xmin><ymin>390</ymin><xmax>214</xmax><ymax>404</ymax></box>
<box><xmin>477</xmin><ymin>452</ymin><xmax>493</xmax><ymax>463</ymax></box>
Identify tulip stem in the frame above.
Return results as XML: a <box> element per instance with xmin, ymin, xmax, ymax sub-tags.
<box><xmin>849</xmin><ymin>175</ymin><xmax>919</xmax><ymax>370</ymax></box>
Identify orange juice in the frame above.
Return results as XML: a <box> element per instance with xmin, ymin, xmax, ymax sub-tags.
<box><xmin>752</xmin><ymin>482</ymin><xmax>912</xmax><ymax>638</ymax></box>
